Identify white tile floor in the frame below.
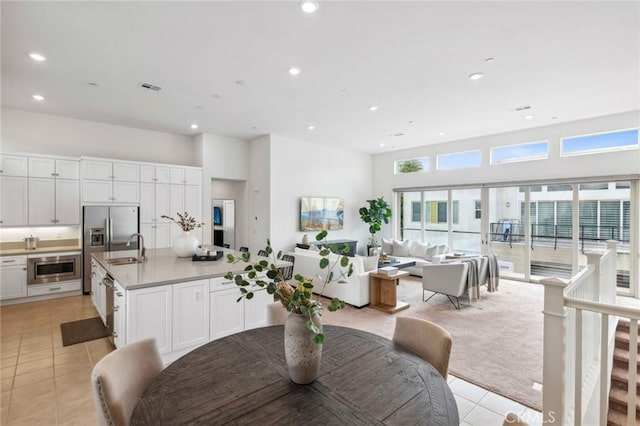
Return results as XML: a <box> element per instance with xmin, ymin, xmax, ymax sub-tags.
<box><xmin>447</xmin><ymin>375</ymin><xmax>542</xmax><ymax>426</ymax></box>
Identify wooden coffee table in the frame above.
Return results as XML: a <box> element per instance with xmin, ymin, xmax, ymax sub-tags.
<box><xmin>369</xmin><ymin>270</ymin><xmax>410</xmax><ymax>314</ymax></box>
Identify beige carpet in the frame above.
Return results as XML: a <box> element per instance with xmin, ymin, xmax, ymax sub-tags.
<box><xmin>323</xmin><ymin>276</ymin><xmax>544</xmax><ymax>410</ymax></box>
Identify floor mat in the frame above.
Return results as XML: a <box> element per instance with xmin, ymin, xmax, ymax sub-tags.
<box><xmin>60</xmin><ymin>316</ymin><xmax>110</xmax><ymax>346</ymax></box>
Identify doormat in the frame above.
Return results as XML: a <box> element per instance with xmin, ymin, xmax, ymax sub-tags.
<box><xmin>60</xmin><ymin>317</ymin><xmax>110</xmax><ymax>346</ymax></box>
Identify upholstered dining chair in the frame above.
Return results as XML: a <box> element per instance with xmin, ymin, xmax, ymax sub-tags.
<box><xmin>279</xmin><ymin>254</ymin><xmax>295</xmax><ymax>281</ymax></box>
<box><xmin>392</xmin><ymin>317</ymin><xmax>452</xmax><ymax>379</ymax></box>
<box><xmin>257</xmin><ymin>249</ymin><xmax>269</xmax><ymax>257</ymax></box>
<box><xmin>502</xmin><ymin>412</ymin><xmax>530</xmax><ymax>426</ymax></box>
<box><xmin>91</xmin><ymin>339</ymin><xmax>163</xmax><ymax>426</ymax></box>
<box><xmin>266</xmin><ymin>301</ymin><xmax>289</xmax><ymax>326</ymax></box>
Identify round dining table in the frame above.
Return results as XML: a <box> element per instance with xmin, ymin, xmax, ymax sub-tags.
<box><xmin>131</xmin><ymin>325</ymin><xmax>459</xmax><ymax>425</ymax></box>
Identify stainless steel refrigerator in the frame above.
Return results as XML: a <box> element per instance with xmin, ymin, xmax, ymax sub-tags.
<box><xmin>82</xmin><ymin>206</ymin><xmax>139</xmax><ymax>293</ymax></box>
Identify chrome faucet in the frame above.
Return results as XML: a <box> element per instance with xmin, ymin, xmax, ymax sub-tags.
<box><xmin>126</xmin><ymin>233</ymin><xmax>146</xmax><ymax>261</ymax></box>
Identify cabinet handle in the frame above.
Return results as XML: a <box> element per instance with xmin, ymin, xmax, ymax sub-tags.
<box><xmin>2</xmin><ymin>260</ymin><xmax>16</xmax><ymax>263</ymax></box>
<box><xmin>112</xmin><ymin>332</ymin><xmax>118</xmax><ymax>338</ymax></box>
<box><xmin>22</xmin><ymin>267</ymin><xmax>27</xmax><ymax>271</ymax></box>
<box><xmin>51</xmin><ymin>219</ymin><xmax>56</xmax><ymax>223</ymax></box>
<box><xmin>116</xmin><ymin>292</ymin><xmax>123</xmax><ymax>297</ymax></box>
<box><xmin>113</xmin><ymin>305</ymin><xmax>119</xmax><ymax>312</ymax></box>
<box><xmin>49</xmin><ymin>287</ymin><xmax>61</xmax><ymax>291</ymax></box>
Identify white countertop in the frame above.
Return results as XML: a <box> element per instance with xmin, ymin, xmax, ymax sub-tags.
<box><xmin>92</xmin><ymin>247</ymin><xmax>262</xmax><ymax>290</ymax></box>
<box><xmin>1</xmin><ymin>245</ymin><xmax>82</xmax><ymax>257</ymax></box>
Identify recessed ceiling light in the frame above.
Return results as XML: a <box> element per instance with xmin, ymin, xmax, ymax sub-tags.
<box><xmin>300</xmin><ymin>1</ymin><xmax>319</xmax><ymax>13</ymax></box>
<box><xmin>485</xmin><ymin>57</ymin><xmax>495</xmax><ymax>63</ymax></box>
<box><xmin>468</xmin><ymin>72</ymin><xmax>484</xmax><ymax>80</ymax></box>
<box><xmin>439</xmin><ymin>132</ymin><xmax>445</xmax><ymax>136</ymax></box>
<box><xmin>88</xmin><ymin>82</ymin><xmax>98</xmax><ymax>87</ymax></box>
<box><xmin>32</xmin><ymin>94</ymin><xmax>45</xmax><ymax>101</ymax></box>
<box><xmin>307</xmin><ymin>125</ymin><xmax>315</xmax><ymax>130</ymax></box>
<box><xmin>524</xmin><ymin>115</ymin><xmax>534</xmax><ymax>120</ymax></box>
<box><xmin>408</xmin><ymin>120</ymin><xmax>415</xmax><ymax>124</ymax></box>
<box><xmin>29</xmin><ymin>53</ymin><xmax>46</xmax><ymax>62</ymax></box>
<box><xmin>368</xmin><ymin>105</ymin><xmax>379</xmax><ymax>111</ymax></box>
<box><xmin>190</xmin><ymin>124</ymin><xmax>199</xmax><ymax>129</ymax></box>
<box><xmin>552</xmin><ymin>116</ymin><xmax>558</xmax><ymax>120</ymax></box>
<box><xmin>288</xmin><ymin>67</ymin><xmax>301</xmax><ymax>76</ymax></box>
<box><xmin>380</xmin><ymin>143</ymin><xmax>385</xmax><ymax>147</ymax></box>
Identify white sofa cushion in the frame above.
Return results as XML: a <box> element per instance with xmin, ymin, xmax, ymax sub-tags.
<box><xmin>381</xmin><ymin>238</ymin><xmax>393</xmax><ymax>255</ymax></box>
<box><xmin>424</xmin><ymin>244</ymin><xmax>438</xmax><ymax>261</ymax></box>
<box><xmin>351</xmin><ymin>256</ymin><xmax>365</xmax><ymax>274</ymax></box>
<box><xmin>436</xmin><ymin>244</ymin><xmax>448</xmax><ymax>255</ymax></box>
<box><xmin>393</xmin><ymin>239</ymin><xmax>411</xmax><ymax>256</ymax></box>
<box><xmin>410</xmin><ymin>241</ymin><xmax>429</xmax><ymax>258</ymax></box>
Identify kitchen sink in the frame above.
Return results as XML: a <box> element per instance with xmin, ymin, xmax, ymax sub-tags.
<box><xmin>105</xmin><ymin>257</ymin><xmax>140</xmax><ymax>266</ymax></box>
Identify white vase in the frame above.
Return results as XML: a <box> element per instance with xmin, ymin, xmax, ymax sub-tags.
<box><xmin>284</xmin><ymin>312</ymin><xmax>322</xmax><ymax>384</ymax></box>
<box><xmin>172</xmin><ymin>231</ymin><xmax>198</xmax><ymax>257</ymax></box>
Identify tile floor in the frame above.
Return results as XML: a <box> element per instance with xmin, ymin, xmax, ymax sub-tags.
<box><xmin>0</xmin><ymin>294</ymin><xmax>542</xmax><ymax>426</ymax></box>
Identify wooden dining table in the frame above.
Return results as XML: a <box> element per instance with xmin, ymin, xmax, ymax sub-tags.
<box><xmin>131</xmin><ymin>325</ymin><xmax>459</xmax><ymax>425</ymax></box>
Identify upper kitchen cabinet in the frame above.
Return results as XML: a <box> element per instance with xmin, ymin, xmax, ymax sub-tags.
<box><xmin>81</xmin><ymin>158</ymin><xmax>140</xmax><ymax>203</ymax></box>
<box><xmin>170</xmin><ymin>167</ymin><xmax>202</xmax><ymax>186</ymax></box>
<box><xmin>29</xmin><ymin>157</ymin><xmax>80</xmax><ymax>179</ymax></box>
<box><xmin>140</xmin><ymin>165</ymin><xmax>170</xmax><ymax>184</ymax></box>
<box><xmin>0</xmin><ymin>154</ymin><xmax>28</xmax><ymax>177</ymax></box>
<box><xmin>82</xmin><ymin>159</ymin><xmax>139</xmax><ymax>181</ymax></box>
<box><xmin>0</xmin><ymin>176</ymin><xmax>28</xmax><ymax>226</ymax></box>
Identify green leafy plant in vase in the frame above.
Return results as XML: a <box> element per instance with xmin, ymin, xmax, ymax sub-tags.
<box><xmin>359</xmin><ymin>197</ymin><xmax>392</xmax><ymax>248</ymax></box>
<box><xmin>224</xmin><ymin>230</ymin><xmax>353</xmax><ymax>344</ymax></box>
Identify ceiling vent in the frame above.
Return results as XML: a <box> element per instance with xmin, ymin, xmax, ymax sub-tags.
<box><xmin>515</xmin><ymin>105</ymin><xmax>531</xmax><ymax>111</ymax></box>
<box><xmin>140</xmin><ymin>82</ymin><xmax>162</xmax><ymax>91</ymax></box>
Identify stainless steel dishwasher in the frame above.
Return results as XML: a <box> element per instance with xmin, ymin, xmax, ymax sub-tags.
<box><xmin>103</xmin><ymin>273</ymin><xmax>115</xmax><ymax>345</ymax></box>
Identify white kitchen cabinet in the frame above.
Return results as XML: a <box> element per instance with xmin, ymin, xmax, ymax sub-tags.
<box><xmin>0</xmin><ymin>256</ymin><xmax>27</xmax><ymax>300</ymax></box>
<box><xmin>93</xmin><ymin>262</ymin><xmax>107</xmax><ymax>324</ymax></box>
<box><xmin>127</xmin><ymin>284</ymin><xmax>173</xmax><ymax>355</ymax></box>
<box><xmin>210</xmin><ymin>287</ymin><xmax>245</xmax><ymax>340</ymax></box>
<box><xmin>27</xmin><ymin>280</ymin><xmax>81</xmax><ymax>297</ymax></box>
<box><xmin>0</xmin><ymin>155</ymin><xmax>28</xmax><ymax>177</ymax></box>
<box><xmin>173</xmin><ymin>280</ymin><xmax>209</xmax><ymax>351</ymax></box>
<box><xmin>113</xmin><ymin>163</ymin><xmax>139</xmax><ymax>182</ymax></box>
<box><xmin>29</xmin><ymin>157</ymin><xmax>79</xmax><ymax>179</ymax></box>
<box><xmin>244</xmin><ymin>287</ymin><xmax>270</xmax><ymax>330</ymax></box>
<box><xmin>139</xmin><ymin>183</ymin><xmax>155</xmax><ymax>223</ymax></box>
<box><xmin>141</xmin><ymin>165</ymin><xmax>170</xmax><ymax>184</ymax></box>
<box><xmin>170</xmin><ymin>167</ymin><xmax>201</xmax><ymax>186</ymax></box>
<box><xmin>0</xmin><ymin>177</ymin><xmax>28</xmax><ymax>226</ymax></box>
<box><xmin>113</xmin><ymin>282</ymin><xmax>126</xmax><ymax>348</ymax></box>
<box><xmin>28</xmin><ymin>178</ymin><xmax>80</xmax><ymax>225</ymax></box>
<box><xmin>140</xmin><ymin>223</ymin><xmax>156</xmax><ymax>249</ymax></box>
<box><xmin>81</xmin><ymin>159</ymin><xmax>139</xmax><ymax>203</ymax></box>
<box><xmin>82</xmin><ymin>159</ymin><xmax>113</xmax><ymax>180</ymax></box>
<box><xmin>155</xmin><ymin>223</ymin><xmax>172</xmax><ymax>248</ymax></box>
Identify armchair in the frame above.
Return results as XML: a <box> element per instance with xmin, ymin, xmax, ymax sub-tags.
<box><xmin>422</xmin><ymin>263</ymin><xmax>469</xmax><ymax>309</ymax></box>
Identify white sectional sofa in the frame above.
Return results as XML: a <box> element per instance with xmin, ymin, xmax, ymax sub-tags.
<box><xmin>290</xmin><ymin>248</ymin><xmax>376</xmax><ymax>308</ymax></box>
<box><xmin>379</xmin><ymin>238</ymin><xmax>449</xmax><ymax>277</ymax></box>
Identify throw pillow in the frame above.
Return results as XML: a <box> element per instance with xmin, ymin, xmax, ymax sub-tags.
<box><xmin>424</xmin><ymin>244</ymin><xmax>438</xmax><ymax>261</ymax></box>
<box><xmin>351</xmin><ymin>256</ymin><xmax>365</xmax><ymax>274</ymax></box>
<box><xmin>381</xmin><ymin>238</ymin><xmax>393</xmax><ymax>255</ymax></box>
<box><xmin>362</xmin><ymin>255</ymin><xmax>379</xmax><ymax>272</ymax></box>
<box><xmin>392</xmin><ymin>239</ymin><xmax>411</xmax><ymax>257</ymax></box>
<box><xmin>436</xmin><ymin>244</ymin><xmax>448</xmax><ymax>255</ymax></box>
<box><xmin>410</xmin><ymin>241</ymin><xmax>428</xmax><ymax>258</ymax></box>
<box><xmin>308</xmin><ymin>244</ymin><xmax>320</xmax><ymax>252</ymax></box>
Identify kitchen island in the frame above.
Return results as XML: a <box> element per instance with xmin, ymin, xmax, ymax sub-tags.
<box><xmin>91</xmin><ymin>247</ymin><xmax>276</xmax><ymax>363</ymax></box>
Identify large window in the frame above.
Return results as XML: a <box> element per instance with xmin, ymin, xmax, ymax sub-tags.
<box><xmin>437</xmin><ymin>150</ymin><xmax>481</xmax><ymax>170</ymax></box>
<box><xmin>562</xmin><ymin>128</ymin><xmax>639</xmax><ymax>156</ymax></box>
<box><xmin>491</xmin><ymin>141</ymin><xmax>548</xmax><ymax>164</ymax></box>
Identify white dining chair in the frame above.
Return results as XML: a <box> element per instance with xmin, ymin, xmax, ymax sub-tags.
<box><xmin>91</xmin><ymin>338</ymin><xmax>163</xmax><ymax>426</ymax></box>
<box><xmin>393</xmin><ymin>316</ymin><xmax>452</xmax><ymax>379</ymax></box>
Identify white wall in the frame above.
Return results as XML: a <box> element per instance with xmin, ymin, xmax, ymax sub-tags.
<box><xmin>248</xmin><ymin>135</ymin><xmax>271</xmax><ymax>252</ymax></box>
<box><xmin>1</xmin><ymin>108</ymin><xmax>198</xmax><ymax>165</ymax></box>
<box><xmin>267</xmin><ymin>135</ymin><xmax>373</xmax><ymax>255</ymax></box>
<box><xmin>199</xmin><ymin>133</ymin><xmax>250</xmax><ymax>245</ymax></box>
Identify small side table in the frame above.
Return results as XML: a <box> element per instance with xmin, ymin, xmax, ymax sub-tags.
<box><xmin>369</xmin><ymin>271</ymin><xmax>410</xmax><ymax>314</ymax></box>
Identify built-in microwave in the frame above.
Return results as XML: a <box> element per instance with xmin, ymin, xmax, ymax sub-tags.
<box><xmin>27</xmin><ymin>254</ymin><xmax>81</xmax><ymax>285</ymax></box>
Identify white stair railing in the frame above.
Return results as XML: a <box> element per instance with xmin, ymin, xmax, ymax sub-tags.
<box><xmin>542</xmin><ymin>241</ymin><xmax>639</xmax><ymax>425</ymax></box>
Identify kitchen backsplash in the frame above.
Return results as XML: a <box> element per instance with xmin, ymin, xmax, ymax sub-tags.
<box><xmin>0</xmin><ymin>226</ymin><xmax>80</xmax><ymax>243</ymax></box>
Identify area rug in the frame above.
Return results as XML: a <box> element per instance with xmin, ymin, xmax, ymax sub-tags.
<box><xmin>323</xmin><ymin>277</ymin><xmax>544</xmax><ymax>410</ymax></box>
<box><xmin>60</xmin><ymin>316</ymin><xmax>110</xmax><ymax>346</ymax></box>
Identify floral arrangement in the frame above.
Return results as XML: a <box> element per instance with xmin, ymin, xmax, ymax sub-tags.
<box><xmin>161</xmin><ymin>212</ymin><xmax>204</xmax><ymax>232</ymax></box>
<box><xmin>225</xmin><ymin>230</ymin><xmax>353</xmax><ymax>344</ymax></box>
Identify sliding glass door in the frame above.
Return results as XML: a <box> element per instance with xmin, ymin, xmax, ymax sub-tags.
<box><xmin>487</xmin><ymin>186</ymin><xmax>527</xmax><ymax>280</ymax></box>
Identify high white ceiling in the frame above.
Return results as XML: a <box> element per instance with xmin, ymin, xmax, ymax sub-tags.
<box><xmin>2</xmin><ymin>1</ymin><xmax>639</xmax><ymax>154</ymax></box>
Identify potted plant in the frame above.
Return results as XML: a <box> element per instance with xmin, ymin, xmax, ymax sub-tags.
<box><xmin>161</xmin><ymin>212</ymin><xmax>205</xmax><ymax>257</ymax></box>
<box><xmin>359</xmin><ymin>197</ymin><xmax>392</xmax><ymax>250</ymax></box>
<box><xmin>225</xmin><ymin>230</ymin><xmax>353</xmax><ymax>384</ymax></box>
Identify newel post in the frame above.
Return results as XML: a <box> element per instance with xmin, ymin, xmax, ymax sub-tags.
<box><xmin>541</xmin><ymin>276</ymin><xmax>569</xmax><ymax>425</ymax></box>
